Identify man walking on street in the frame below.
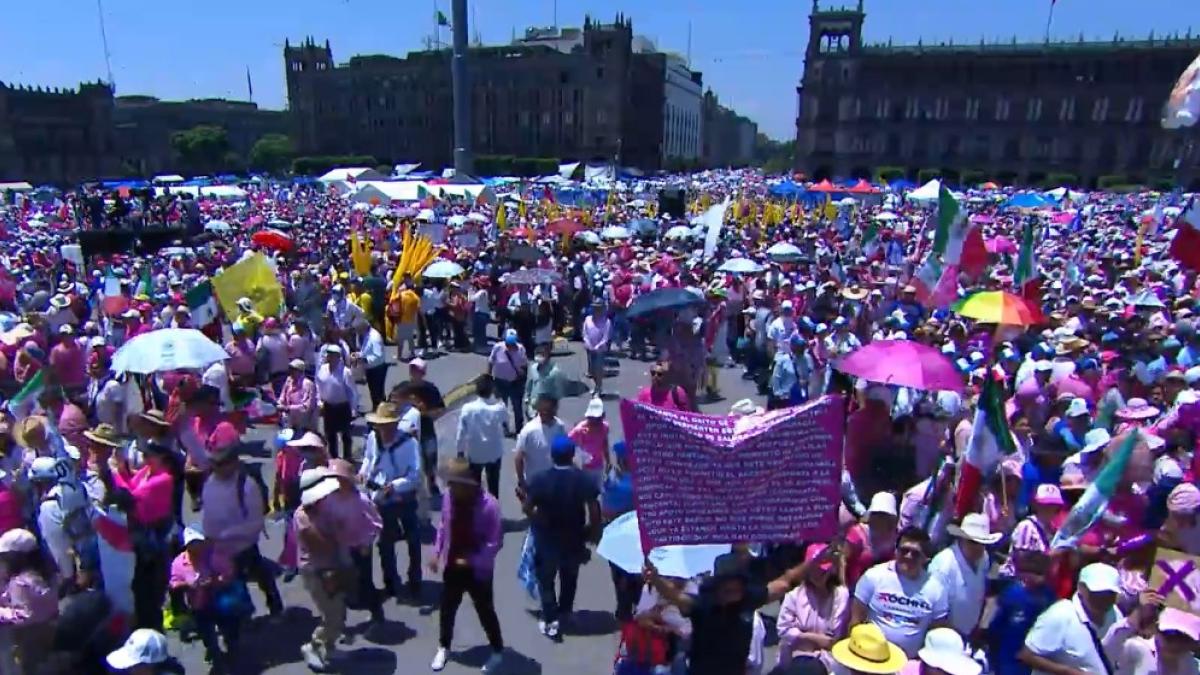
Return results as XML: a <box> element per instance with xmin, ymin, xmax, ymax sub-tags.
<box><xmin>315</xmin><ymin>346</ymin><xmax>357</xmax><ymax>460</ymax></box>
<box><xmin>352</xmin><ymin>318</ymin><xmax>388</xmax><ymax>410</ymax></box>
<box><xmin>429</xmin><ymin>458</ymin><xmax>505</xmax><ymax>672</ymax></box>
<box><xmin>455</xmin><ymin>375</ymin><xmax>508</xmax><ymax>498</ymax></box>
<box><xmin>522</xmin><ymin>436</ymin><xmax>601</xmax><ymax>640</ymax></box>
<box><xmin>358</xmin><ymin>403</ymin><xmax>424</xmax><ymax>601</ymax></box>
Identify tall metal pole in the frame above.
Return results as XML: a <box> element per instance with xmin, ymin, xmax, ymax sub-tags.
<box><xmin>451</xmin><ymin>0</ymin><xmax>474</xmax><ymax>176</ymax></box>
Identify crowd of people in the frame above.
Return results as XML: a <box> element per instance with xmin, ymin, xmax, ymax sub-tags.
<box><xmin>0</xmin><ymin>172</ymin><xmax>1196</xmax><ymax>675</ymax></box>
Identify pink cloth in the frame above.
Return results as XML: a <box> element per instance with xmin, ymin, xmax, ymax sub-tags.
<box><xmin>201</xmin><ymin>471</ymin><xmax>265</xmax><ymax>557</ymax></box>
<box><xmin>582</xmin><ymin>315</ymin><xmax>611</xmax><ymax>352</ymax></box>
<box><xmin>844</xmin><ymin>522</ymin><xmax>896</xmax><ymax>589</ymax></box>
<box><xmin>1000</xmin><ymin>516</ymin><xmax>1053</xmax><ymax>577</ymax></box>
<box><xmin>168</xmin><ymin>548</ymin><xmax>235</xmax><ymax>611</ymax></box>
<box><xmin>635</xmin><ymin>385</ymin><xmax>689</xmax><ymax>411</ymax></box>
<box><xmin>0</xmin><ymin>571</ymin><xmax>58</xmax><ymax>626</ymax></box>
<box><xmin>323</xmin><ymin>490</ymin><xmax>383</xmax><ymax>549</ymax></box>
<box><xmin>223</xmin><ymin>339</ymin><xmax>256</xmax><ymax>378</ymax></box>
<box><xmin>278</xmin><ymin>375</ymin><xmax>317</xmax><ymax>430</ymax></box>
<box><xmin>57</xmin><ymin>403</ymin><xmax>88</xmax><ymax>455</ymax></box>
<box><xmin>432</xmin><ymin>491</ymin><xmax>503</xmax><ymax>581</ymax></box>
<box><xmin>0</xmin><ymin>488</ymin><xmax>23</xmax><ymax>535</ymax></box>
<box><xmin>776</xmin><ymin>583</ymin><xmax>849</xmax><ymax>669</ymax></box>
<box><xmin>568</xmin><ymin>420</ymin><xmax>609</xmax><ymax>472</ymax></box>
<box><xmin>110</xmin><ymin>465</ymin><xmax>175</xmax><ymax>525</ymax></box>
<box><xmin>48</xmin><ymin>342</ymin><xmax>86</xmax><ymax>388</ymax></box>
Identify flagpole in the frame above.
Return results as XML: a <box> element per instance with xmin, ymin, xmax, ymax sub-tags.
<box><xmin>1044</xmin><ymin>0</ymin><xmax>1056</xmax><ymax>43</ymax></box>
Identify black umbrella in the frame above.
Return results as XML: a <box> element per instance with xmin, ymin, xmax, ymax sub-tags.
<box><xmin>626</xmin><ymin>287</ymin><xmax>706</xmax><ymax>320</ymax></box>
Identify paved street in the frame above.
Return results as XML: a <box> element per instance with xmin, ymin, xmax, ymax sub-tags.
<box><xmin>169</xmin><ymin>341</ymin><xmax>767</xmax><ymax>674</ymax></box>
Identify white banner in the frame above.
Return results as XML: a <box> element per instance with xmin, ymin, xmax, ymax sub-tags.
<box><xmin>702</xmin><ymin>199</ymin><xmax>731</xmax><ymax>260</ymax></box>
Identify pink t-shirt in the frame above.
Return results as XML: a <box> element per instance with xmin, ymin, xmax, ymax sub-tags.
<box><xmin>111</xmin><ymin>465</ymin><xmax>175</xmax><ymax>526</ymax></box>
<box><xmin>568</xmin><ymin>420</ymin><xmax>609</xmax><ymax>471</ymax></box>
<box><xmin>635</xmin><ymin>385</ymin><xmax>689</xmax><ymax>411</ymax></box>
<box><xmin>169</xmin><ymin>548</ymin><xmax>235</xmax><ymax>610</ymax></box>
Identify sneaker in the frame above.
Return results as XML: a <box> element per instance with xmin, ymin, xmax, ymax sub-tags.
<box><xmin>431</xmin><ymin>648</ymin><xmax>448</xmax><ymax>671</ymax></box>
<box><xmin>537</xmin><ymin>620</ymin><xmax>548</xmax><ymax>636</ymax></box>
<box><xmin>481</xmin><ymin>650</ymin><xmax>504</xmax><ymax>673</ymax></box>
<box><xmin>545</xmin><ymin>620</ymin><xmax>560</xmax><ymax>639</ymax></box>
<box><xmin>300</xmin><ymin>642</ymin><xmax>327</xmax><ymax>672</ymax></box>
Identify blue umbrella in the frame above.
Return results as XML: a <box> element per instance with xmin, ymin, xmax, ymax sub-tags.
<box><xmin>627</xmin><ymin>287</ymin><xmax>706</xmax><ymax>319</ymax></box>
<box><xmin>597</xmin><ymin>512</ymin><xmax>731</xmax><ymax>577</ymax></box>
<box><xmin>1001</xmin><ymin>192</ymin><xmax>1053</xmax><ymax>210</ymax></box>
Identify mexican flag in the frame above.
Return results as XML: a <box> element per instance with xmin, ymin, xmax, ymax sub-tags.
<box><xmin>6</xmin><ymin>369</ymin><xmax>44</xmax><ymax>419</ymax></box>
<box><xmin>134</xmin><ymin>266</ymin><xmax>152</xmax><ymax>297</ymax></box>
<box><xmin>1170</xmin><ymin>198</ymin><xmax>1200</xmax><ymax>272</ymax></box>
<box><xmin>861</xmin><ymin>221</ymin><xmax>881</xmax><ymax>258</ymax></box>
<box><xmin>1014</xmin><ymin>219</ymin><xmax>1041</xmax><ymax>304</ymax></box>
<box><xmin>932</xmin><ymin>185</ymin><xmax>987</xmax><ymax>274</ymax></box>
<box><xmin>911</xmin><ymin>255</ymin><xmax>942</xmax><ymax>307</ymax></box>
<box><xmin>1050</xmin><ymin>432</ymin><xmax>1139</xmax><ymax>550</ymax></box>
<box><xmin>931</xmin><ymin>185</ymin><xmax>962</xmax><ymax>258</ymax></box>
<box><xmin>955</xmin><ymin>374</ymin><xmax>1018</xmax><ymax>517</ymax></box>
<box><xmin>186</xmin><ymin>280</ymin><xmax>220</xmax><ymax>328</ymax></box>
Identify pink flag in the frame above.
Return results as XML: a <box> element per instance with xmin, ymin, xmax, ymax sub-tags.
<box><xmin>931</xmin><ymin>264</ymin><xmax>960</xmax><ymax>309</ymax></box>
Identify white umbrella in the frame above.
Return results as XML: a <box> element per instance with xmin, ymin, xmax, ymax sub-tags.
<box><xmin>447</xmin><ymin>214</ymin><xmax>467</xmax><ymax>227</ymax></box>
<box><xmin>664</xmin><ymin>225</ymin><xmax>693</xmax><ymax>240</ymax></box>
<box><xmin>268</xmin><ymin>218</ymin><xmax>294</xmax><ymax>229</ymax></box>
<box><xmin>597</xmin><ymin>512</ymin><xmax>730</xmax><ymax>577</ymax></box>
<box><xmin>467</xmin><ymin>212</ymin><xmax>489</xmax><ymax>223</ymax></box>
<box><xmin>370</xmin><ymin>206</ymin><xmax>388</xmax><ymax>217</ymax></box>
<box><xmin>873</xmin><ymin>212</ymin><xmax>898</xmax><ymax>222</ymax></box>
<box><xmin>423</xmin><ymin>259</ymin><xmax>465</xmax><ymax>279</ymax></box>
<box><xmin>111</xmin><ymin>328</ymin><xmax>228</xmax><ymax>375</ymax></box>
<box><xmin>574</xmin><ymin>231</ymin><xmax>601</xmax><ymax>245</ymax></box>
<box><xmin>600</xmin><ymin>225</ymin><xmax>632</xmax><ymax>240</ymax></box>
<box><xmin>351</xmin><ymin>202</ymin><xmax>371</xmax><ymax>211</ymax></box>
<box><xmin>417</xmin><ymin>208</ymin><xmax>436</xmax><ymax>222</ymax></box>
<box><xmin>766</xmin><ymin>242</ymin><xmax>804</xmax><ymax>262</ymax></box>
<box><xmin>203</xmin><ymin>220</ymin><xmax>231</xmax><ymax>232</ymax></box>
<box><xmin>837</xmin><ymin>197</ymin><xmax>857</xmax><ymax>206</ymax></box>
<box><xmin>718</xmin><ymin>258</ymin><xmax>764</xmax><ymax>274</ymax></box>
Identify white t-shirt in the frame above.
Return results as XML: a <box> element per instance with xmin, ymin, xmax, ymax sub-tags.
<box><xmin>471</xmin><ymin>289</ymin><xmax>490</xmax><ymax>314</ymax></box>
<box><xmin>513</xmin><ymin>417</ymin><xmax>566</xmax><ymax>483</ymax></box>
<box><xmin>928</xmin><ymin>543</ymin><xmax>988</xmax><ymax>636</ymax></box>
<box><xmin>853</xmin><ymin>561</ymin><xmax>950</xmax><ymax>657</ymax></box>
<box><xmin>1024</xmin><ymin>596</ymin><xmax>1122</xmax><ymax>675</ymax></box>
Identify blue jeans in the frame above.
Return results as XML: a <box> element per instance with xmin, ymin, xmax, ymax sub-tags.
<box><xmin>378</xmin><ymin>497</ymin><xmax>422</xmax><ymax>592</ymax></box>
<box><xmin>495</xmin><ymin>378</ymin><xmax>523</xmax><ymax>430</ymax></box>
<box><xmin>472</xmin><ymin>311</ymin><xmax>490</xmax><ymax>352</ymax></box>
<box><xmin>533</xmin><ymin>535</ymin><xmax>582</xmax><ymax>624</ymax></box>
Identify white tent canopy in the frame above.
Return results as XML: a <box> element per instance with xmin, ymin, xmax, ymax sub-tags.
<box><xmin>392</xmin><ymin>163</ymin><xmax>421</xmax><ymax>177</ymax></box>
<box><xmin>152</xmin><ymin>174</ymin><xmax>185</xmax><ymax>184</ymax></box>
<box><xmin>0</xmin><ymin>182</ymin><xmax>32</xmax><ymax>193</ymax></box>
<box><xmin>906</xmin><ymin>179</ymin><xmax>942</xmax><ymax>202</ymax></box>
<box><xmin>1045</xmin><ymin>187</ymin><xmax>1086</xmax><ymax>202</ymax></box>
<box><xmin>350</xmin><ymin>181</ymin><xmax>430</xmax><ymax>204</ymax></box>
<box><xmin>318</xmin><ymin>167</ymin><xmax>385</xmax><ymax>183</ymax></box>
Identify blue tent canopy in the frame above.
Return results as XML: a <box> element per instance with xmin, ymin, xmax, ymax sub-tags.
<box><xmin>768</xmin><ymin>181</ymin><xmax>805</xmax><ymax>197</ymax></box>
<box><xmin>1001</xmin><ymin>192</ymin><xmax>1053</xmax><ymax>210</ymax></box>
<box><xmin>887</xmin><ymin>179</ymin><xmax>916</xmax><ymax>191</ymax></box>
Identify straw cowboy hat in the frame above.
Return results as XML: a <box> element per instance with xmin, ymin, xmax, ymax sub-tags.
<box><xmin>13</xmin><ymin>416</ymin><xmax>50</xmax><ymax>449</ymax></box>
<box><xmin>831</xmin><ymin>624</ymin><xmax>907</xmax><ymax>674</ymax></box>
<box><xmin>439</xmin><ymin>457</ymin><xmax>479</xmax><ymax>487</ymax></box>
<box><xmin>946</xmin><ymin>513</ymin><xmax>1002</xmax><ymax>545</ymax></box>
<box><xmin>365</xmin><ymin>402</ymin><xmax>402</xmax><ymax>426</ymax></box>
<box><xmin>83</xmin><ymin>423</ymin><xmax>126</xmax><ymax>449</ymax></box>
<box><xmin>137</xmin><ymin>409</ymin><xmax>170</xmax><ymax>429</ymax></box>
<box><xmin>841</xmin><ymin>285</ymin><xmax>869</xmax><ymax>301</ymax></box>
<box><xmin>1116</xmin><ymin>398</ymin><xmax>1160</xmax><ymax>421</ymax></box>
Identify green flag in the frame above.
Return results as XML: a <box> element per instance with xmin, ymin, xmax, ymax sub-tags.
<box><xmin>932</xmin><ymin>184</ymin><xmax>961</xmax><ymax>257</ymax></box>
<box><xmin>436</xmin><ymin>10</ymin><xmax>450</xmax><ymax>26</ymax></box>
<box><xmin>7</xmin><ymin>369</ymin><xmax>44</xmax><ymax>418</ymax></box>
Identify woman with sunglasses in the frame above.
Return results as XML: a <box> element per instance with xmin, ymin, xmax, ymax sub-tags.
<box><xmin>634</xmin><ymin>361</ymin><xmax>692</xmax><ymax>411</ymax></box>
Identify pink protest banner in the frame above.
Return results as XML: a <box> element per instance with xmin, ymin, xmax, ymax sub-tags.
<box><xmin>620</xmin><ymin>395</ymin><xmax>844</xmax><ymax>548</ymax></box>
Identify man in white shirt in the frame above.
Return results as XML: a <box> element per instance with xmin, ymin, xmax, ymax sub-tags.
<box><xmin>513</xmin><ymin>393</ymin><xmax>566</xmax><ymax>498</ymax></box>
<box><xmin>1019</xmin><ymin>563</ymin><xmax>1124</xmax><ymax>675</ymax></box>
<box><xmin>850</xmin><ymin>527</ymin><xmax>951</xmax><ymax>657</ymax></box>
<box><xmin>315</xmin><ymin>345</ymin><xmax>358</xmax><ymax>460</ymax></box>
<box><xmin>87</xmin><ymin>356</ymin><xmax>127</xmax><ymax>433</ymax></box>
<box><xmin>455</xmin><ymin>375</ymin><xmax>509</xmax><ymax>497</ymax></box>
<box><xmin>420</xmin><ymin>283</ymin><xmax>446</xmax><ymax>353</ymax></box>
<box><xmin>201</xmin><ymin>359</ymin><xmax>232</xmax><ymax>412</ymax></box>
<box><xmin>471</xmin><ymin>281</ymin><xmax>491</xmax><ymax>353</ymax></box>
<box><xmin>326</xmin><ymin>284</ymin><xmax>363</xmax><ymax>331</ymax></box>
<box><xmin>359</xmin><ymin>403</ymin><xmax>423</xmax><ymax>599</ymax></box>
<box><xmin>352</xmin><ymin>318</ymin><xmax>388</xmax><ymax>409</ymax></box>
<box><xmin>928</xmin><ymin>513</ymin><xmax>996</xmax><ymax>638</ymax></box>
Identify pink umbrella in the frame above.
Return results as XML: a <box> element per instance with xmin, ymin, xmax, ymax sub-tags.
<box><xmin>834</xmin><ymin>340</ymin><xmax>965</xmax><ymax>392</ymax></box>
<box><xmin>986</xmin><ymin>235</ymin><xmax>1016</xmax><ymax>254</ymax></box>
<box><xmin>1051</xmin><ymin>212</ymin><xmax>1076</xmax><ymax>224</ymax></box>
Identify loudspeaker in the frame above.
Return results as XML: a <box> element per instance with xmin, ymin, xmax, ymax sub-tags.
<box><xmin>658</xmin><ymin>188</ymin><xmax>686</xmax><ymax>219</ymax></box>
<box><xmin>77</xmin><ymin>226</ymin><xmax>190</xmax><ymax>259</ymax></box>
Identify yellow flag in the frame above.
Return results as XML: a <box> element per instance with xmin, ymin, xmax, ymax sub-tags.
<box><xmin>1134</xmin><ymin>220</ymin><xmax>1148</xmax><ymax>266</ymax></box>
<box><xmin>211</xmin><ymin>253</ymin><xmax>284</xmax><ymax>318</ymax></box>
<box><xmin>823</xmin><ymin>194</ymin><xmax>837</xmax><ymax>221</ymax></box>
<box><xmin>350</xmin><ymin>231</ymin><xmax>371</xmax><ymax>276</ymax></box>
<box><xmin>496</xmin><ymin>203</ymin><xmax>507</xmax><ymax>230</ymax></box>
<box><xmin>518</xmin><ymin>199</ymin><xmax>527</xmax><ymax>223</ymax></box>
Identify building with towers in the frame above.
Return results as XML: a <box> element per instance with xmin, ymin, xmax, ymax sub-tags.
<box><xmin>795</xmin><ymin>1</ymin><xmax>1200</xmax><ymax>188</ymax></box>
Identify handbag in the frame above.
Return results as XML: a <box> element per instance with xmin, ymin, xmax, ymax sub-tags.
<box><xmin>212</xmin><ymin>579</ymin><xmax>254</xmax><ymax>619</ymax></box>
<box><xmin>614</xmin><ymin>620</ymin><xmax>670</xmax><ymax>673</ymax></box>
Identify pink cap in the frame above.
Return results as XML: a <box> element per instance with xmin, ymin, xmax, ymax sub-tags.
<box><xmin>1159</xmin><ymin>608</ymin><xmax>1200</xmax><ymax>641</ymax></box>
<box><xmin>409</xmin><ymin>357</ymin><xmax>427</xmax><ymax>371</ymax></box>
<box><xmin>206</xmin><ymin>421</ymin><xmax>241</xmax><ymax>458</ymax></box>
<box><xmin>805</xmin><ymin>544</ymin><xmax>833</xmax><ymax>571</ymax></box>
<box><xmin>1033</xmin><ymin>484</ymin><xmax>1065</xmax><ymax>507</ymax></box>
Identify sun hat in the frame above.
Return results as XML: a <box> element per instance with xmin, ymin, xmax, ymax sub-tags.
<box><xmin>83</xmin><ymin>422</ymin><xmax>125</xmax><ymax>449</ymax></box>
<box><xmin>300</xmin><ymin>470</ymin><xmax>340</xmax><ymax>507</ymax></box>
<box><xmin>917</xmin><ymin>628</ymin><xmax>981</xmax><ymax>675</ymax></box>
<box><xmin>1158</xmin><ymin>608</ymin><xmax>1200</xmax><ymax>641</ymax></box>
<box><xmin>1168</xmin><ymin>483</ymin><xmax>1200</xmax><ymax>515</ymax></box>
<box><xmin>1116</xmin><ymin>398</ymin><xmax>1160</xmax><ymax>420</ymax></box>
<box><xmin>288</xmin><ymin>358</ymin><xmax>306</xmax><ymax>370</ymax></box>
<box><xmin>182</xmin><ymin>526</ymin><xmax>206</xmax><ymax>547</ymax></box>
<box><xmin>1079</xmin><ymin>562</ymin><xmax>1121</xmax><ymax>593</ymax></box>
<box><xmin>106</xmin><ymin>629</ymin><xmax>170</xmax><ymax>670</ymax></box>
<box><xmin>867</xmin><ymin>492</ymin><xmax>898</xmax><ymax>517</ymax></box>
<box><xmin>13</xmin><ymin>416</ymin><xmax>49</xmax><ymax>448</ymax></box>
<box><xmin>327</xmin><ymin>459</ymin><xmax>357</xmax><ymax>482</ymax></box>
<box><xmin>584</xmin><ymin>397</ymin><xmax>605</xmax><ymax>418</ymax></box>
<box><xmin>1065</xmin><ymin>398</ymin><xmax>1090</xmax><ymax>418</ymax></box>
<box><xmin>0</xmin><ymin>528</ymin><xmax>38</xmax><ymax>554</ymax></box>
<box><xmin>365</xmin><ymin>402</ymin><xmax>401</xmax><ymax>425</ymax></box>
<box><xmin>286</xmin><ymin>431</ymin><xmax>325</xmax><ymax>451</ymax></box>
<box><xmin>1033</xmin><ymin>484</ymin><xmax>1066</xmax><ymax>508</ymax></box>
<box><xmin>830</xmin><ymin>624</ymin><xmax>907</xmax><ymax>674</ymax></box>
<box><xmin>137</xmin><ymin>409</ymin><xmax>170</xmax><ymax>428</ymax></box>
<box><xmin>946</xmin><ymin>513</ymin><xmax>1002</xmax><ymax>545</ymax></box>
<box><xmin>1082</xmin><ymin>428</ymin><xmax>1112</xmax><ymax>454</ymax></box>
<box><xmin>439</xmin><ymin>457</ymin><xmax>480</xmax><ymax>487</ymax></box>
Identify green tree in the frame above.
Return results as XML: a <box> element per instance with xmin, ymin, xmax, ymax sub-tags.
<box><xmin>248</xmin><ymin>133</ymin><xmax>296</xmax><ymax>173</ymax></box>
<box><xmin>170</xmin><ymin>125</ymin><xmax>231</xmax><ymax>174</ymax></box>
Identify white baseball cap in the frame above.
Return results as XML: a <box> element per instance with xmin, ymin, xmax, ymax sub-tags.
<box><xmin>106</xmin><ymin>629</ymin><xmax>170</xmax><ymax>670</ymax></box>
<box><xmin>1079</xmin><ymin>562</ymin><xmax>1121</xmax><ymax>593</ymax></box>
<box><xmin>867</xmin><ymin>492</ymin><xmax>898</xmax><ymax>516</ymax></box>
<box><xmin>585</xmin><ymin>397</ymin><xmax>605</xmax><ymax>418</ymax></box>
<box><xmin>1066</xmin><ymin>398</ymin><xmax>1090</xmax><ymax>418</ymax></box>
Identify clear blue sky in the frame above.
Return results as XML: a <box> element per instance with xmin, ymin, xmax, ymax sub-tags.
<box><xmin>0</xmin><ymin>0</ymin><xmax>1192</xmax><ymax>140</ymax></box>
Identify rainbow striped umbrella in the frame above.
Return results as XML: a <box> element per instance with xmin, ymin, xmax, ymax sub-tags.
<box><xmin>951</xmin><ymin>290</ymin><xmax>1044</xmax><ymax>326</ymax></box>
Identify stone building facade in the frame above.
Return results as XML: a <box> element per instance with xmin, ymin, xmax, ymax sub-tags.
<box><xmin>0</xmin><ymin>81</ymin><xmax>119</xmax><ymax>185</ymax></box>
<box><xmin>795</xmin><ymin>1</ymin><xmax>1200</xmax><ymax>188</ymax></box>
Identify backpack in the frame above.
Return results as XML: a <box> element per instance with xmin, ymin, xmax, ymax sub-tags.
<box><xmin>236</xmin><ymin>463</ymin><xmax>271</xmax><ymax>517</ymax></box>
